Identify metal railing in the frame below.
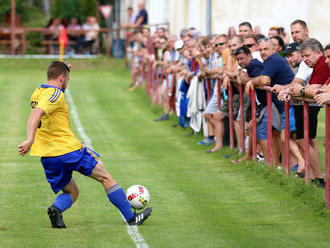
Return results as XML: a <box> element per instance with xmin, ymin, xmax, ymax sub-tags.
<box><xmin>131</xmin><ymin>58</ymin><xmax>330</xmax><ymax>208</ymax></box>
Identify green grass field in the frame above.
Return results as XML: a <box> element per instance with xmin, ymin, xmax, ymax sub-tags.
<box><xmin>1</xmin><ymin>58</ymin><xmax>330</xmax><ymax>248</ymax></box>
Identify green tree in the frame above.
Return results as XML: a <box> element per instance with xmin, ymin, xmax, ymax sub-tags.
<box><xmin>0</xmin><ymin>0</ymin><xmax>45</xmax><ymax>26</ymax></box>
<box><xmin>51</xmin><ymin>0</ymin><xmax>97</xmax><ymax>23</ymax></box>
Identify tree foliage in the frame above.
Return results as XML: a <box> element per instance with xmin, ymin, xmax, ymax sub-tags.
<box><xmin>0</xmin><ymin>0</ymin><xmax>98</xmax><ymax>26</ymax></box>
<box><xmin>0</xmin><ymin>0</ymin><xmax>44</xmax><ymax>24</ymax></box>
<box><xmin>51</xmin><ymin>0</ymin><xmax>97</xmax><ymax>23</ymax></box>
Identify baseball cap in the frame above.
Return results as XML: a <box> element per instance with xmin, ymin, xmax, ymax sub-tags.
<box><xmin>282</xmin><ymin>42</ymin><xmax>300</xmax><ymax>55</ymax></box>
<box><xmin>175</xmin><ymin>40</ymin><xmax>184</xmax><ymax>50</ymax></box>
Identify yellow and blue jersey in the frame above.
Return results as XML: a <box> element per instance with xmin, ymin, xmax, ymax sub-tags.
<box><xmin>30</xmin><ymin>84</ymin><xmax>82</xmax><ymax>157</ymax></box>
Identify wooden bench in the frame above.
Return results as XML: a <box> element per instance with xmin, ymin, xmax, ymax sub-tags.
<box><xmin>41</xmin><ymin>39</ymin><xmax>100</xmax><ymax>55</ymax></box>
<box><xmin>41</xmin><ymin>40</ymin><xmax>76</xmax><ymax>54</ymax></box>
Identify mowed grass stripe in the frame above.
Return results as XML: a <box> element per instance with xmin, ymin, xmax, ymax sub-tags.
<box><xmin>0</xmin><ymin>59</ymin><xmax>329</xmax><ymax>248</ymax></box>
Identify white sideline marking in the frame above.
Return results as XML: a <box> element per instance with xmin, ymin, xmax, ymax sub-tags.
<box><xmin>65</xmin><ymin>88</ymin><xmax>92</xmax><ymax>148</ymax></box>
<box><xmin>65</xmin><ymin>88</ymin><xmax>149</xmax><ymax>248</ymax></box>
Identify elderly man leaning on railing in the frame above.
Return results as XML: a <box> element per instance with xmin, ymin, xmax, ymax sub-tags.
<box><xmin>275</xmin><ymin>40</ymin><xmax>330</xmax><ymax>187</ymax></box>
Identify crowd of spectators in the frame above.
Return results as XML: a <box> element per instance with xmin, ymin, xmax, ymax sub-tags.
<box><xmin>127</xmin><ymin>19</ymin><xmax>330</xmax><ymax>187</ymax></box>
<box><xmin>44</xmin><ymin>16</ymin><xmax>100</xmax><ymax>55</ymax></box>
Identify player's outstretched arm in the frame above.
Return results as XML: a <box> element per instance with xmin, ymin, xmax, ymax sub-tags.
<box><xmin>18</xmin><ymin>108</ymin><xmax>45</xmax><ymax>156</ymax></box>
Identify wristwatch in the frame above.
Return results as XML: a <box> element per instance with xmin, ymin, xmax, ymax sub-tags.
<box><xmin>300</xmin><ymin>87</ymin><xmax>305</xmax><ymax>96</ymax></box>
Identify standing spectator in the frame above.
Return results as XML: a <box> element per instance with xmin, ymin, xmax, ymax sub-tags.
<box><xmin>245</xmin><ymin>38</ymin><xmax>295</xmax><ymax>165</ymax></box>
<box><xmin>244</xmin><ymin>35</ymin><xmax>263</xmax><ymax>62</ymax></box>
<box><xmin>217</xmin><ymin>35</ymin><xmax>245</xmax><ymax>153</ymax></box>
<box><xmin>278</xmin><ymin>27</ymin><xmax>290</xmax><ymax>45</ymax></box>
<box><xmin>155</xmin><ymin>27</ymin><xmax>168</xmax><ymax>39</ymax></box>
<box><xmin>272</xmin><ymin>20</ymin><xmax>311</xmax><ymax>96</ymax></box>
<box><xmin>253</xmin><ymin>25</ymin><xmax>261</xmax><ymax>35</ymax></box>
<box><xmin>280</xmin><ymin>39</ymin><xmax>330</xmax><ymax>186</ymax></box>
<box><xmin>272</xmin><ymin>21</ymin><xmax>316</xmax><ymax>178</ymax></box>
<box><xmin>231</xmin><ymin>46</ymin><xmax>264</xmax><ymax>163</ymax></box>
<box><xmin>263</xmin><ymin>42</ymin><xmax>304</xmax><ymax>173</ymax></box>
<box><xmin>122</xmin><ymin>2</ymin><xmax>147</xmax><ymax>29</ymax></box>
<box><xmin>205</xmin><ymin>35</ymin><xmax>244</xmax><ymax>153</ymax></box>
<box><xmin>228</xmin><ymin>26</ymin><xmax>237</xmax><ymax>39</ymax></box>
<box><xmin>132</xmin><ymin>1</ymin><xmax>148</xmax><ymax>28</ymax></box>
<box><xmin>201</xmin><ymin>34</ymin><xmax>229</xmax><ymax>149</ymax></box>
<box><xmin>238</xmin><ymin>22</ymin><xmax>253</xmax><ymax>39</ymax></box>
<box><xmin>154</xmin><ymin>35</ymin><xmax>179</xmax><ymax>121</ymax></box>
<box><xmin>127</xmin><ymin>7</ymin><xmax>137</xmax><ymax>25</ymax></box>
<box><xmin>142</xmin><ymin>26</ymin><xmax>153</xmax><ymax>55</ymax></box>
<box><xmin>270</xmin><ymin>36</ymin><xmax>285</xmax><ymax>53</ymax></box>
<box><xmin>74</xmin><ymin>16</ymin><xmax>100</xmax><ymax>55</ymax></box>
<box><xmin>122</xmin><ymin>7</ymin><xmax>136</xmax><ymax>39</ymax></box>
<box><xmin>178</xmin><ymin>39</ymin><xmax>200</xmax><ymax>128</ymax></box>
<box><xmin>290</xmin><ymin>20</ymin><xmax>309</xmax><ymax>43</ymax></box>
<box><xmin>268</xmin><ymin>27</ymin><xmax>280</xmax><ymax>38</ymax></box>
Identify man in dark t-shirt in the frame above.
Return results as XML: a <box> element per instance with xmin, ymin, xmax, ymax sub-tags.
<box><xmin>135</xmin><ymin>2</ymin><xmax>148</xmax><ymax>26</ymax></box>
<box><xmin>122</xmin><ymin>2</ymin><xmax>148</xmax><ymax>29</ymax></box>
<box><xmin>231</xmin><ymin>46</ymin><xmax>263</xmax><ymax>163</ymax></box>
<box><xmin>245</xmin><ymin>38</ymin><xmax>294</xmax><ymax>112</ymax></box>
<box><xmin>245</xmin><ymin>38</ymin><xmax>294</xmax><ymax>165</ymax></box>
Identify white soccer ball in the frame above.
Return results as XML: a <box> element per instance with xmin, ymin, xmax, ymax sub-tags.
<box><xmin>126</xmin><ymin>185</ymin><xmax>150</xmax><ymax>210</ymax></box>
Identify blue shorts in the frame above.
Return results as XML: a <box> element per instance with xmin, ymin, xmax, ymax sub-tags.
<box><xmin>280</xmin><ymin>106</ymin><xmax>296</xmax><ymax>132</ymax></box>
<box><xmin>257</xmin><ymin>109</ymin><xmax>269</xmax><ymax>140</ymax></box>
<box><xmin>41</xmin><ymin>147</ymin><xmax>99</xmax><ymax>194</ymax></box>
<box><xmin>257</xmin><ymin>106</ymin><xmax>296</xmax><ymax>140</ymax></box>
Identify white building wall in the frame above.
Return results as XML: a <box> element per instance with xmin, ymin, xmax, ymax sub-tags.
<box><xmin>167</xmin><ymin>0</ymin><xmax>189</xmax><ymax>36</ymax></box>
<box><xmin>210</xmin><ymin>0</ymin><xmax>330</xmax><ymax>45</ymax></box>
<box><xmin>124</xmin><ymin>0</ymin><xmax>330</xmax><ymax>45</ymax></box>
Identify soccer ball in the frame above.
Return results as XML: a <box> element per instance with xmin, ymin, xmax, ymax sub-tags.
<box><xmin>126</xmin><ymin>185</ymin><xmax>150</xmax><ymax>210</ymax></box>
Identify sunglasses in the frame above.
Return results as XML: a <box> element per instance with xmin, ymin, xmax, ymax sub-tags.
<box><xmin>215</xmin><ymin>42</ymin><xmax>226</xmax><ymax>47</ymax></box>
<box><xmin>257</xmin><ymin>37</ymin><xmax>270</xmax><ymax>44</ymax></box>
<box><xmin>245</xmin><ymin>43</ymin><xmax>256</xmax><ymax>48</ymax></box>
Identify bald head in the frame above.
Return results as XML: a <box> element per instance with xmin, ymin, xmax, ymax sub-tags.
<box><xmin>258</xmin><ymin>38</ymin><xmax>276</xmax><ymax>61</ymax></box>
<box><xmin>138</xmin><ymin>1</ymin><xmax>145</xmax><ymax>9</ymax></box>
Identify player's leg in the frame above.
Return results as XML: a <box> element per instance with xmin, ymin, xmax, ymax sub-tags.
<box><xmin>47</xmin><ymin>179</ymin><xmax>78</xmax><ymax>229</ymax></box>
<box><xmin>63</xmin><ymin>178</ymin><xmax>79</xmax><ymax>203</ymax></box>
<box><xmin>41</xmin><ymin>155</ymin><xmax>78</xmax><ymax>228</ymax></box>
<box><xmin>52</xmin><ymin>178</ymin><xmax>78</xmax><ymax>212</ymax></box>
<box><xmin>90</xmin><ymin>160</ymin><xmax>152</xmax><ymax>225</ymax></box>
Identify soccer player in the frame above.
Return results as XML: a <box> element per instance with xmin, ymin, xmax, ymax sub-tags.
<box><xmin>18</xmin><ymin>61</ymin><xmax>152</xmax><ymax>228</ymax></box>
